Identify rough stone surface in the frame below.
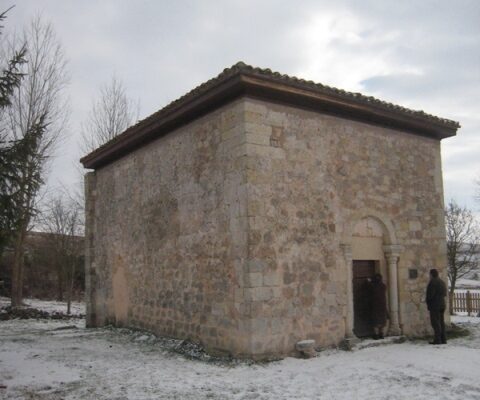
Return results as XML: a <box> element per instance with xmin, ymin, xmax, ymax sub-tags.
<box><xmin>296</xmin><ymin>339</ymin><xmax>316</xmax><ymax>358</ymax></box>
<box><xmin>86</xmin><ymin>99</ymin><xmax>251</xmax><ymax>356</ymax></box>
<box><xmin>85</xmin><ymin>97</ymin><xmax>449</xmax><ymax>359</ymax></box>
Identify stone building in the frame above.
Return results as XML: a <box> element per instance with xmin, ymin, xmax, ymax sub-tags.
<box><xmin>81</xmin><ymin>62</ymin><xmax>459</xmax><ymax>358</ymax></box>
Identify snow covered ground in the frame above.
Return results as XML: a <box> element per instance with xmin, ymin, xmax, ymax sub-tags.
<box><xmin>454</xmin><ymin>278</ymin><xmax>480</xmax><ymax>291</ymax></box>
<box><xmin>0</xmin><ymin>297</ymin><xmax>85</xmax><ymax>317</ymax></box>
<box><xmin>1</xmin><ymin>300</ymin><xmax>480</xmax><ymax>399</ymax></box>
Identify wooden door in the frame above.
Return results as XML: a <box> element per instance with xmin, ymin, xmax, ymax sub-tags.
<box><xmin>353</xmin><ymin>260</ymin><xmax>376</xmax><ymax>338</ymax></box>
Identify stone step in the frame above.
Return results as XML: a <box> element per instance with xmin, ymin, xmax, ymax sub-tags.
<box><xmin>355</xmin><ymin>336</ymin><xmax>406</xmax><ymax>350</ymax></box>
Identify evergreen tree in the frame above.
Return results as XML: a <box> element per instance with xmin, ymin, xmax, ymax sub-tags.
<box><xmin>0</xmin><ymin>8</ymin><xmax>29</xmax><ymax>255</ymax></box>
<box><xmin>0</xmin><ymin>10</ymin><xmax>50</xmax><ymax>307</ymax></box>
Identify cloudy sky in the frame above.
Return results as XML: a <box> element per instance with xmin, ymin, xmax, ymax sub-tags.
<box><xmin>5</xmin><ymin>0</ymin><xmax>480</xmax><ymax>210</ymax></box>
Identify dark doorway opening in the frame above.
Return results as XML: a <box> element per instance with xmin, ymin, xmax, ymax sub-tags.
<box><xmin>353</xmin><ymin>260</ymin><xmax>376</xmax><ymax>338</ymax></box>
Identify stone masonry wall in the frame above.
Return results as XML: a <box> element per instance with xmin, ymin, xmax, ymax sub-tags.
<box><xmin>86</xmin><ymin>99</ymin><xmax>252</xmax><ymax>355</ymax></box>
<box><xmin>242</xmin><ymin>98</ymin><xmax>447</xmax><ymax>356</ymax></box>
<box><xmin>86</xmin><ymin>96</ymin><xmax>448</xmax><ymax>358</ymax></box>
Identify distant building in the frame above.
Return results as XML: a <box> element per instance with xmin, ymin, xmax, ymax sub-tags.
<box><xmin>81</xmin><ymin>62</ymin><xmax>459</xmax><ymax>358</ymax></box>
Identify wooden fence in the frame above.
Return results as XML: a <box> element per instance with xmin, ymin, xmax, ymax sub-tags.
<box><xmin>451</xmin><ymin>291</ymin><xmax>480</xmax><ymax>315</ymax></box>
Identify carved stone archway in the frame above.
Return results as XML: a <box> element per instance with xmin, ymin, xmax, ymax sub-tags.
<box><xmin>341</xmin><ymin>212</ymin><xmax>403</xmax><ymax>338</ymax></box>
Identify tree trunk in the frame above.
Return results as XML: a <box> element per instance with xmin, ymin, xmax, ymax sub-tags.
<box><xmin>57</xmin><ymin>260</ymin><xmax>64</xmax><ymax>301</ymax></box>
<box><xmin>449</xmin><ymin>275</ymin><xmax>456</xmax><ymax>315</ymax></box>
<box><xmin>11</xmin><ymin>226</ymin><xmax>27</xmax><ymax>308</ymax></box>
<box><xmin>66</xmin><ymin>259</ymin><xmax>75</xmax><ymax>315</ymax></box>
<box><xmin>449</xmin><ymin>288</ymin><xmax>455</xmax><ymax>315</ymax></box>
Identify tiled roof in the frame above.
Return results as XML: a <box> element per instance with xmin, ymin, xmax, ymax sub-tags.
<box><xmin>225</xmin><ymin>62</ymin><xmax>459</xmax><ymax>127</ymax></box>
<box><xmin>81</xmin><ymin>62</ymin><xmax>460</xmax><ymax>169</ymax></box>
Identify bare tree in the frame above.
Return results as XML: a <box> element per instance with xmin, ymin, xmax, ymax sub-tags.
<box><xmin>475</xmin><ymin>175</ymin><xmax>480</xmax><ymax>205</ymax></box>
<box><xmin>81</xmin><ymin>76</ymin><xmax>138</xmax><ymax>154</ymax></box>
<box><xmin>41</xmin><ymin>193</ymin><xmax>83</xmax><ymax>314</ymax></box>
<box><xmin>2</xmin><ymin>16</ymin><xmax>69</xmax><ymax>307</ymax></box>
<box><xmin>445</xmin><ymin>200</ymin><xmax>480</xmax><ymax>313</ymax></box>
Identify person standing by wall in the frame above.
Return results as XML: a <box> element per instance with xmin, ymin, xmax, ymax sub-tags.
<box><xmin>371</xmin><ymin>273</ymin><xmax>388</xmax><ymax>339</ymax></box>
<box><xmin>426</xmin><ymin>268</ymin><xmax>447</xmax><ymax>344</ymax></box>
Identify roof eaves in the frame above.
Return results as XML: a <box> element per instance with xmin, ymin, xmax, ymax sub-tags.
<box><xmin>80</xmin><ymin>62</ymin><xmax>460</xmax><ymax>170</ymax></box>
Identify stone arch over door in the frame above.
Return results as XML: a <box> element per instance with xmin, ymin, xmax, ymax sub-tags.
<box><xmin>341</xmin><ymin>211</ymin><xmax>403</xmax><ymax>338</ymax></box>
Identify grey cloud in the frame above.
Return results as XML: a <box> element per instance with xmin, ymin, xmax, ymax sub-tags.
<box><xmin>5</xmin><ymin>0</ymin><xmax>480</xmax><ymax>211</ymax></box>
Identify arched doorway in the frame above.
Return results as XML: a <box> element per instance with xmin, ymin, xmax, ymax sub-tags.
<box><xmin>352</xmin><ymin>217</ymin><xmax>386</xmax><ymax>337</ymax></box>
<box><xmin>341</xmin><ymin>214</ymin><xmax>403</xmax><ymax>339</ymax></box>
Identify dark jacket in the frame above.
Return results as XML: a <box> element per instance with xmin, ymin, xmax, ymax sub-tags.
<box><xmin>426</xmin><ymin>277</ymin><xmax>447</xmax><ymax>311</ymax></box>
<box><xmin>372</xmin><ymin>280</ymin><xmax>388</xmax><ymax>326</ymax></box>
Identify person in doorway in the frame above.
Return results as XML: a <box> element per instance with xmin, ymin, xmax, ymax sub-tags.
<box><xmin>371</xmin><ymin>273</ymin><xmax>388</xmax><ymax>339</ymax></box>
<box><xmin>426</xmin><ymin>268</ymin><xmax>447</xmax><ymax>344</ymax></box>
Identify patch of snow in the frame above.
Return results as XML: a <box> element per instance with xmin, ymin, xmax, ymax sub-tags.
<box><xmin>1</xmin><ymin>307</ymin><xmax>480</xmax><ymax>399</ymax></box>
<box><xmin>0</xmin><ymin>340</ymin><xmax>81</xmax><ymax>388</ymax></box>
<box><xmin>454</xmin><ymin>278</ymin><xmax>480</xmax><ymax>290</ymax></box>
<box><xmin>451</xmin><ymin>314</ymin><xmax>480</xmax><ymax>323</ymax></box>
<box><xmin>0</xmin><ymin>296</ymin><xmax>85</xmax><ymax>316</ymax></box>
<box><xmin>134</xmin><ymin>335</ymin><xmax>151</xmax><ymax>342</ymax></box>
